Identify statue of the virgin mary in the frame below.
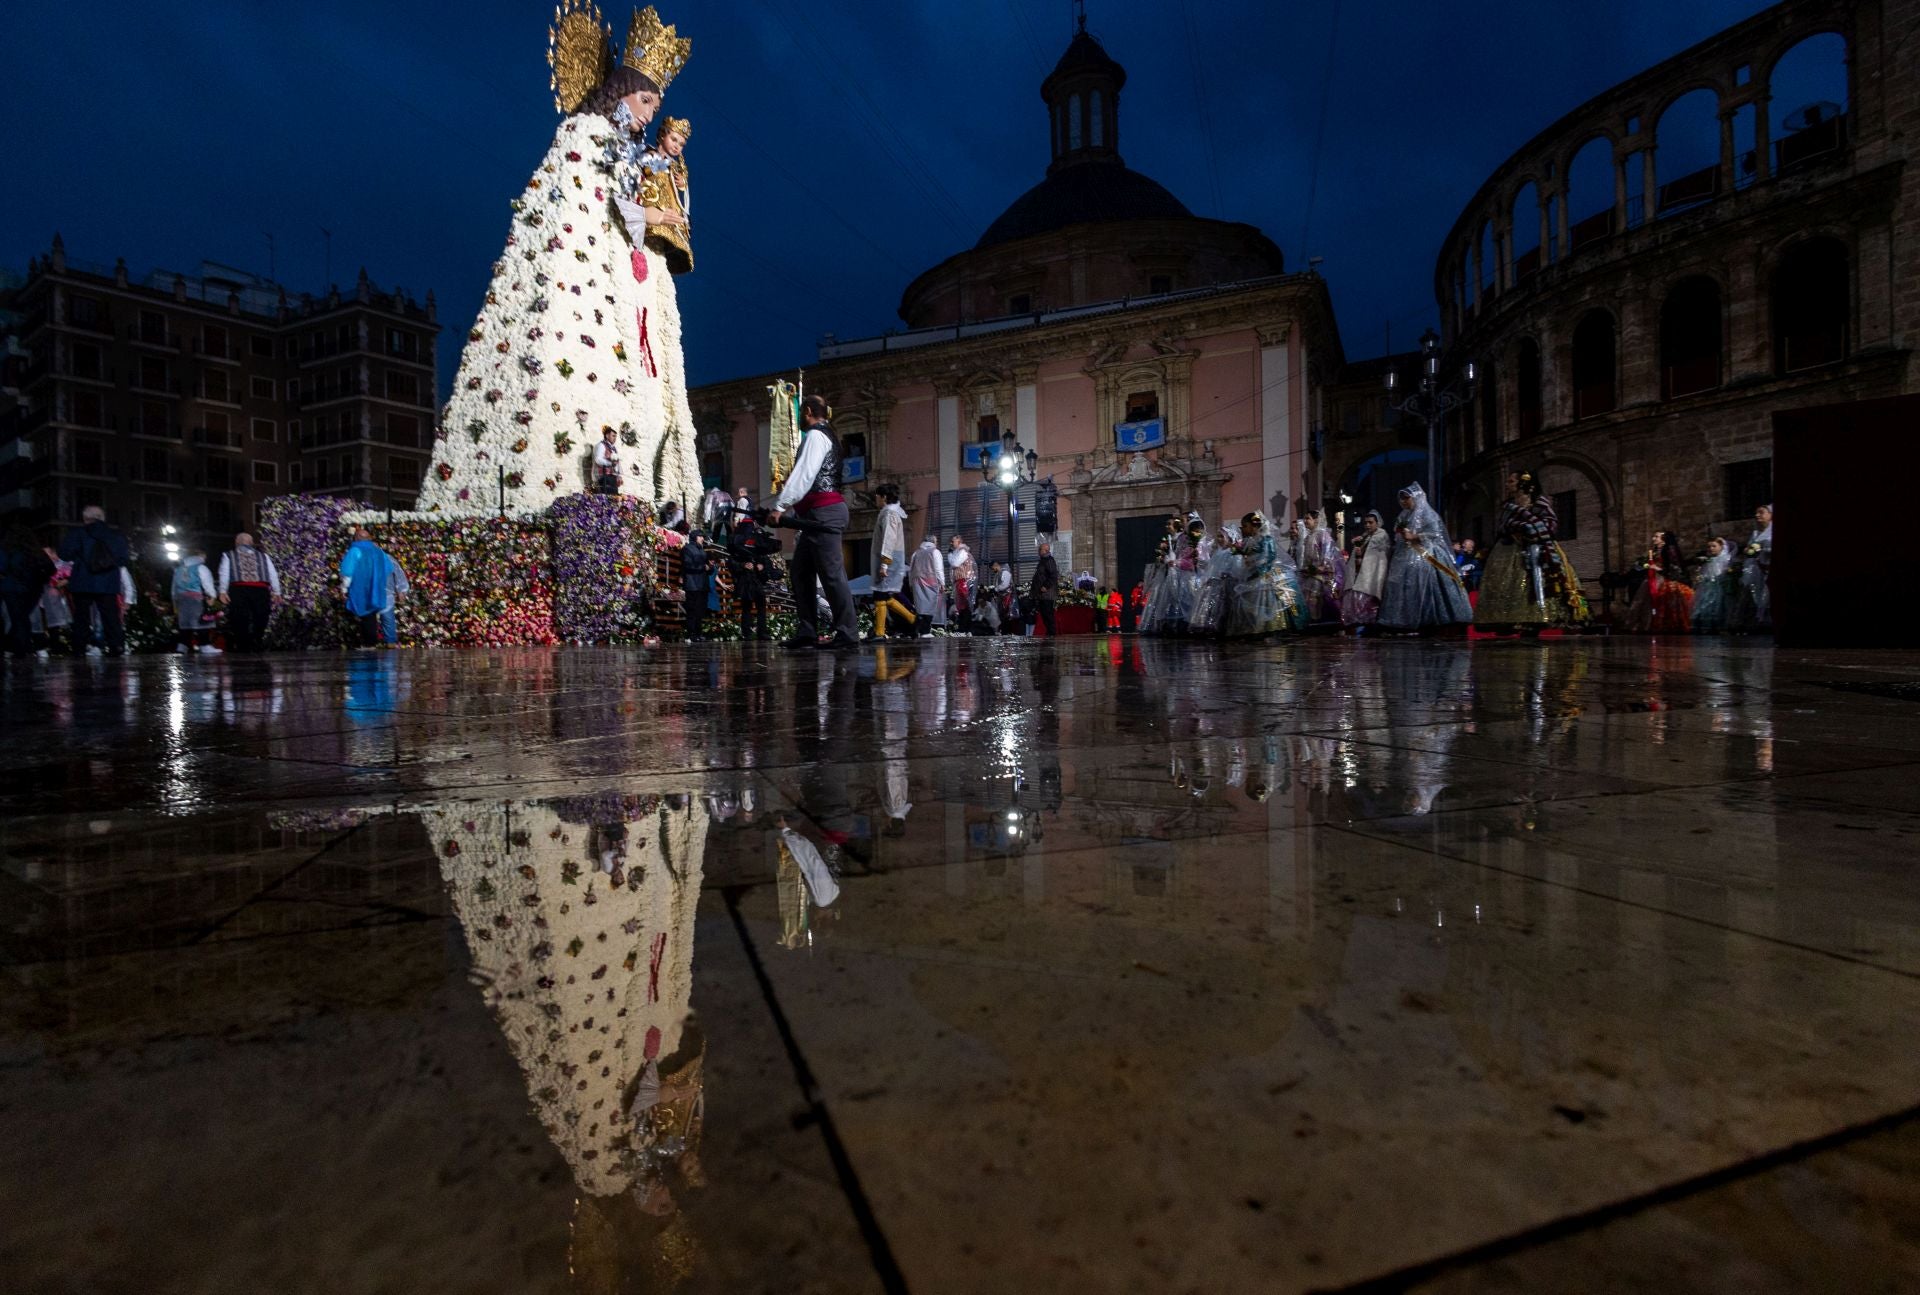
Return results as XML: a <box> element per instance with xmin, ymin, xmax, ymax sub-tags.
<box><xmin>418</xmin><ymin>3</ymin><xmax>703</xmax><ymax>517</ymax></box>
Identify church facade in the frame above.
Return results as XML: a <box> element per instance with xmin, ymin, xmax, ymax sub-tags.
<box><xmin>690</xmin><ymin>26</ymin><xmax>1359</xmax><ymax>594</ymax></box>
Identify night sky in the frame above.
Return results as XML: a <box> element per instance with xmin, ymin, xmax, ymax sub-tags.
<box><xmin>5</xmin><ymin>0</ymin><xmax>1792</xmax><ymax>397</ymax></box>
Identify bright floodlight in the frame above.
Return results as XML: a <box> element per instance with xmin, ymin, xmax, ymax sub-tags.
<box><xmin>998</xmin><ymin>454</ymin><xmax>1015</xmax><ymax>471</ymax></box>
<box><xmin>999</xmin><ymin>470</ymin><xmax>1016</xmax><ymax>487</ymax></box>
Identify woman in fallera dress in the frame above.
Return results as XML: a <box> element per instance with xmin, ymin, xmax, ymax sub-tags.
<box><xmin>1228</xmin><ymin>511</ymin><xmax>1307</xmax><ymax>637</ymax></box>
<box><xmin>1731</xmin><ymin>503</ymin><xmax>1773</xmax><ymax>633</ymax></box>
<box><xmin>1690</xmin><ymin>536</ymin><xmax>1735</xmax><ymax>634</ymax></box>
<box><xmin>1474</xmin><ymin>471</ymin><xmax>1588</xmax><ymax>634</ymax></box>
<box><xmin>1136</xmin><ymin>514</ymin><xmax>1184</xmax><ymax>635</ymax></box>
<box><xmin>1625</xmin><ymin>530</ymin><xmax>1694</xmax><ymax>633</ymax></box>
<box><xmin>1157</xmin><ymin>515</ymin><xmax>1211</xmax><ymax>636</ymax></box>
<box><xmin>1378</xmin><ymin>483</ymin><xmax>1474</xmax><ymax>633</ymax></box>
<box><xmin>1296</xmin><ymin>509</ymin><xmax>1346</xmax><ymax>622</ymax></box>
<box><xmin>1340</xmin><ymin>510</ymin><xmax>1389</xmax><ymax>631</ymax></box>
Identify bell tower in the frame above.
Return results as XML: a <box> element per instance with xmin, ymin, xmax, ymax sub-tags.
<box><xmin>1042</xmin><ymin>9</ymin><xmax>1126</xmax><ymax>174</ymax></box>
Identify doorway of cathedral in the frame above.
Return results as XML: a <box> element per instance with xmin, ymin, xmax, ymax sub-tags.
<box><xmin>1114</xmin><ymin>515</ymin><xmax>1166</xmax><ymax>631</ymax></box>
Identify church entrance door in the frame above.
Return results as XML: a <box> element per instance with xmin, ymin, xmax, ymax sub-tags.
<box><xmin>1114</xmin><ymin>515</ymin><xmax>1165</xmax><ymax>631</ymax></box>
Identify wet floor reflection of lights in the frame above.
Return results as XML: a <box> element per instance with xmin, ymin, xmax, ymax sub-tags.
<box><xmin>4</xmin><ymin>636</ymin><xmax>1920</xmax><ymax>1293</ymax></box>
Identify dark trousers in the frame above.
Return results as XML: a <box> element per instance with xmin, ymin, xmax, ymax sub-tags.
<box><xmin>1035</xmin><ymin>598</ymin><xmax>1057</xmax><ymax>636</ymax></box>
<box><xmin>735</xmin><ymin>572</ymin><xmax>768</xmax><ymax>639</ymax></box>
<box><xmin>354</xmin><ymin>612</ymin><xmax>381</xmax><ymax>646</ymax></box>
<box><xmin>684</xmin><ymin>586</ymin><xmax>707</xmax><ymax>639</ymax></box>
<box><xmin>69</xmin><ymin>590</ymin><xmax>124</xmax><ymax>655</ymax></box>
<box><xmin>228</xmin><ymin>585</ymin><xmax>272</xmax><ymax>652</ymax></box>
<box><xmin>790</xmin><ymin>504</ymin><xmax>857</xmax><ymax>643</ymax></box>
<box><xmin>4</xmin><ymin>588</ymin><xmax>40</xmax><ymax>657</ymax></box>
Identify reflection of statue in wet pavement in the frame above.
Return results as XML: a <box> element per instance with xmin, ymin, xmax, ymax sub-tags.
<box><xmin>427</xmin><ymin>792</ymin><xmax>709</xmax><ymax>1289</ymax></box>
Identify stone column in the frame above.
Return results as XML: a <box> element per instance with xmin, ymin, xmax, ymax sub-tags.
<box><xmin>1641</xmin><ymin>148</ymin><xmax>1658</xmax><ymax>221</ymax></box>
<box><xmin>1753</xmin><ymin>94</ymin><xmax>1772</xmax><ymax>182</ymax></box>
<box><xmin>1718</xmin><ymin>108</ymin><xmax>1737</xmax><ymax>193</ymax></box>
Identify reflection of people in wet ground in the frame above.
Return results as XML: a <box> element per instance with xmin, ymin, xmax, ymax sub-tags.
<box><xmin>776</xmin><ymin>815</ymin><xmax>841</xmax><ymax>948</ymax></box>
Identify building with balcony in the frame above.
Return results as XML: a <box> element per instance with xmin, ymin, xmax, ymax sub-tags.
<box><xmin>0</xmin><ymin>236</ymin><xmax>440</xmax><ymax>556</ymax></box>
<box><xmin>691</xmin><ymin>21</ymin><xmax>1393</xmax><ymax>597</ymax></box>
<box><xmin>1433</xmin><ymin>0</ymin><xmax>1918</xmax><ymax>595</ymax></box>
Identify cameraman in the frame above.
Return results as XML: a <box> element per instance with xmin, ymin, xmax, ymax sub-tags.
<box><xmin>768</xmin><ymin>395</ymin><xmax>858</xmax><ymax>650</ymax></box>
<box><xmin>728</xmin><ymin>511</ymin><xmax>778</xmax><ymax>642</ymax></box>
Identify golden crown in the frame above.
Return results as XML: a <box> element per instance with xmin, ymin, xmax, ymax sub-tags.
<box><xmin>622</xmin><ymin>6</ymin><xmax>691</xmax><ymax>90</ymax></box>
<box><xmin>548</xmin><ymin>0</ymin><xmax>614</xmax><ymax>115</ymax></box>
<box><xmin>659</xmin><ymin>116</ymin><xmax>691</xmax><ymax>140</ymax></box>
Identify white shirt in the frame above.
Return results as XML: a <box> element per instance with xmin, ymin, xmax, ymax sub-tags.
<box><xmin>593</xmin><ymin>439</ymin><xmax>620</xmax><ymax>471</ymax></box>
<box><xmin>780</xmin><ymin>828</ymin><xmax>840</xmax><ymax>908</ymax></box>
<box><xmin>775</xmin><ymin>425</ymin><xmax>834</xmax><ymax>510</ymax></box>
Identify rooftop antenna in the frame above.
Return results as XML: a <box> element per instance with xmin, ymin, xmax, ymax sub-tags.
<box><xmin>1074</xmin><ymin>0</ymin><xmax>1086</xmax><ymax>34</ymax></box>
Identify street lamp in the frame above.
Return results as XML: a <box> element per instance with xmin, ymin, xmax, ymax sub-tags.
<box><xmin>1385</xmin><ymin>327</ymin><xmax>1475</xmax><ymax>506</ymax></box>
<box><xmin>980</xmin><ymin>430</ymin><xmax>1040</xmax><ymax>586</ymax></box>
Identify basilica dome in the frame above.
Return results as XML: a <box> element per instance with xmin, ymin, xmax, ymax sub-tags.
<box><xmin>898</xmin><ymin>23</ymin><xmax>1284</xmax><ymax>330</ymax></box>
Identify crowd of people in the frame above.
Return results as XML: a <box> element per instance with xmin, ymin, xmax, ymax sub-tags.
<box><xmin>2</xmin><ymin>465</ymin><xmax>1776</xmax><ymax>661</ymax></box>
<box><xmin>1120</xmin><ymin>472</ymin><xmax>1775</xmax><ymax>641</ymax></box>
<box><xmin>0</xmin><ymin>506</ymin><xmax>425</xmax><ymax>661</ymax></box>
<box><xmin>1132</xmin><ymin>483</ymin><xmax>1476</xmax><ymax>639</ymax></box>
<box><xmin>1</xmin><ymin>506</ymin><xmax>296</xmax><ymax>659</ymax></box>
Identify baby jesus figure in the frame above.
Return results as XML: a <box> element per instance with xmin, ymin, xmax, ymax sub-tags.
<box><xmin>636</xmin><ymin>116</ymin><xmax>693</xmax><ymax>274</ymax></box>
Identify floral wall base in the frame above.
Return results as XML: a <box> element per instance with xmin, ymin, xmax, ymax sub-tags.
<box><xmin>259</xmin><ymin>494</ymin><xmax>661</xmax><ymax>648</ymax></box>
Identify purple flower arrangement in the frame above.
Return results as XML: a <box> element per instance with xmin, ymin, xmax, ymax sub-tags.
<box><xmin>547</xmin><ymin>494</ymin><xmax>660</xmax><ymax>643</ymax></box>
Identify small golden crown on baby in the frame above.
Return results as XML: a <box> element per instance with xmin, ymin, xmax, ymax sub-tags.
<box><xmin>659</xmin><ymin>116</ymin><xmax>691</xmax><ymax>140</ymax></box>
<box><xmin>623</xmin><ymin>6</ymin><xmax>691</xmax><ymax>90</ymax></box>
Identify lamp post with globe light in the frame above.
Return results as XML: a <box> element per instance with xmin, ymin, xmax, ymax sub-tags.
<box><xmin>980</xmin><ymin>430</ymin><xmax>1039</xmax><ymax>587</ymax></box>
<box><xmin>1384</xmin><ymin>328</ymin><xmax>1476</xmax><ymax>507</ymax></box>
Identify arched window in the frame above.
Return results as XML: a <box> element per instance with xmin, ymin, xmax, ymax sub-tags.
<box><xmin>1068</xmin><ymin>94</ymin><xmax>1083</xmax><ymax>150</ymax></box>
<box><xmin>1769</xmin><ymin>33</ymin><xmax>1850</xmax><ymax>172</ymax></box>
<box><xmin>1510</xmin><ymin>182</ymin><xmax>1542</xmax><ymax>282</ymax></box>
<box><xmin>1566</xmin><ymin>136</ymin><xmax>1616</xmax><ymax>250</ymax></box>
<box><xmin>1660</xmin><ymin>276</ymin><xmax>1723</xmax><ymax>398</ymax></box>
<box><xmin>1655</xmin><ymin>89</ymin><xmax>1721</xmax><ymax>215</ymax></box>
<box><xmin>1571</xmin><ymin>310</ymin><xmax>1617</xmax><ymax>418</ymax></box>
<box><xmin>1090</xmin><ymin>89</ymin><xmax>1104</xmax><ymax>147</ymax></box>
<box><xmin>1516</xmin><ymin>337</ymin><xmax>1544</xmax><ymax>436</ymax></box>
<box><xmin>1772</xmin><ymin>237</ymin><xmax>1849</xmax><ymax>372</ymax></box>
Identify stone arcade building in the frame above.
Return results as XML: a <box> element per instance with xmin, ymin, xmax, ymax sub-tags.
<box><xmin>1434</xmin><ymin>0</ymin><xmax>1920</xmax><ymax>595</ymax></box>
<box><xmin>691</xmin><ymin>24</ymin><xmax>1386</xmax><ymax>597</ymax></box>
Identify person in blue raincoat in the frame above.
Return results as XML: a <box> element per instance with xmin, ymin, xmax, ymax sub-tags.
<box><xmin>338</xmin><ymin>526</ymin><xmax>393</xmax><ymax>648</ymax></box>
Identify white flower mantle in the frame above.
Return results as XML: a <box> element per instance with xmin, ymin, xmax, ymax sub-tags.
<box><xmin>419</xmin><ymin>114</ymin><xmax>703</xmax><ymax>518</ymax></box>
<box><xmin>430</xmin><ymin>797</ymin><xmax>708</xmax><ymax>1195</ymax></box>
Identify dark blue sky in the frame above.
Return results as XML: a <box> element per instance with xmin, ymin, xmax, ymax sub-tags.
<box><xmin>4</xmin><ymin>0</ymin><xmax>1784</xmax><ymax>396</ymax></box>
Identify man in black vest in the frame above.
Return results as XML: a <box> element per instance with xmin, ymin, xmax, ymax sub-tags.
<box><xmin>768</xmin><ymin>395</ymin><xmax>858</xmax><ymax>649</ymax></box>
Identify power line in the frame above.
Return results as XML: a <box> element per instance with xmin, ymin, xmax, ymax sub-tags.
<box><xmin>669</xmin><ymin>83</ymin><xmax>923</xmax><ymax>279</ymax></box>
<box><xmin>1177</xmin><ymin>0</ymin><xmax>1222</xmax><ymax>216</ymax></box>
<box><xmin>1005</xmin><ymin>0</ymin><xmax>1051</xmax><ymax>78</ymax></box>
<box><xmin>769</xmin><ymin>0</ymin><xmax>977</xmax><ymax>241</ymax></box>
<box><xmin>1296</xmin><ymin>0</ymin><xmax>1343</xmax><ymax>258</ymax></box>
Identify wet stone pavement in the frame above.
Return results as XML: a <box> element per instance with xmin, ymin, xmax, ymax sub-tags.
<box><xmin>4</xmin><ymin>636</ymin><xmax>1920</xmax><ymax>1294</ymax></box>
